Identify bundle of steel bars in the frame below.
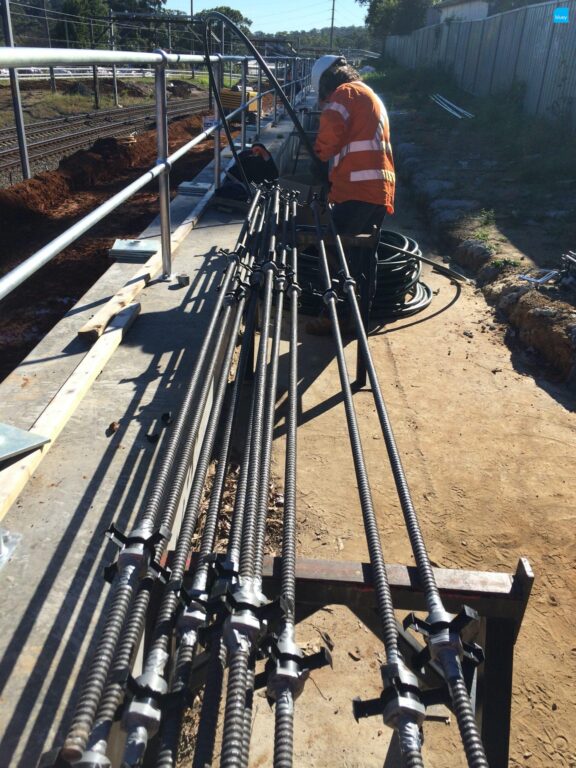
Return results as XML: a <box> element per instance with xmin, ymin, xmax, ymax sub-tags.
<box><xmin>53</xmin><ymin>184</ymin><xmax>489</xmax><ymax>768</ymax></box>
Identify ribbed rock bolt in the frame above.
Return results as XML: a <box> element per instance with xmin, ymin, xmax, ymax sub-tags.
<box><xmin>254</xmin><ymin>261</ymin><xmax>285</xmax><ymax>579</ymax></box>
<box><xmin>121</xmin><ymin>295</ymin><xmax>248</xmax><ymax>766</ymax></box>
<box><xmin>312</xmin><ymin>202</ymin><xmax>398</xmax><ymax>664</ymax></box>
<box><xmin>63</xmin><ymin>194</ymin><xmax>263</xmax><ymax>761</ymax></box>
<box><xmin>85</xmin><ymin>582</ymin><xmax>153</xmax><ymax>757</ymax></box>
<box><xmin>240</xmin><ymin>657</ymin><xmax>256</xmax><ymax>768</ymax></box>
<box><xmin>273</xmin><ymin>687</ymin><xmax>295</xmax><ymax>768</ymax></box>
<box><xmin>449</xmin><ymin>676</ymin><xmax>489</xmax><ymax>768</ymax></box>
<box><xmin>326</xmin><ymin>206</ymin><xmax>488</xmax><ymax>767</ymax></box>
<box><xmin>281</xmin><ymin>202</ymin><xmax>300</xmax><ymax>611</ymax></box>
<box><xmin>239</xmin><ymin>234</ymin><xmax>276</xmax><ymax>577</ymax></box>
<box><xmin>154</xmin><ymin>282</ymin><xmax>259</xmax><ymax>768</ymax></box>
<box><xmin>398</xmin><ymin>717</ymin><xmax>425</xmax><ymax>768</ymax></box>
<box><xmin>61</xmin><ymin>563</ymin><xmax>139</xmax><ymax>761</ymax></box>
<box><xmin>220</xmin><ymin>646</ymin><xmax>251</xmax><ymax>767</ymax></box>
<box><xmin>138</xmin><ymin>188</ymin><xmax>261</xmax><ymax>533</ymax></box>
<box><xmin>190</xmin><ymin>644</ymin><xmax>226</xmax><ymax>768</ymax></box>
<box><xmin>325</xmin><ymin>208</ymin><xmax>443</xmax><ymax>617</ymax></box>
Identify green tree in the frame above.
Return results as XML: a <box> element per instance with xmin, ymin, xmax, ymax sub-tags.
<box><xmin>197</xmin><ymin>6</ymin><xmax>252</xmax><ymax>34</ymax></box>
<box><xmin>357</xmin><ymin>0</ymin><xmax>431</xmax><ymax>37</ymax></box>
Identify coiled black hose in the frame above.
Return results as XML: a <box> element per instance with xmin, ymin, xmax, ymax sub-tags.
<box><xmin>298</xmin><ymin>230</ymin><xmax>432</xmax><ymax>320</ymax></box>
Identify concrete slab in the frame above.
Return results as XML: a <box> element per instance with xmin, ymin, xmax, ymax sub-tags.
<box><xmin>0</xmin><ymin>109</ymin><xmax>306</xmax><ymax>768</ymax></box>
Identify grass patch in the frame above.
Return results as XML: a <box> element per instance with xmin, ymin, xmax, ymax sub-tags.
<box><xmin>366</xmin><ymin>62</ymin><xmax>576</xmax><ymax>187</ymax></box>
<box><xmin>491</xmin><ymin>257</ymin><xmax>520</xmax><ymax>270</ymax></box>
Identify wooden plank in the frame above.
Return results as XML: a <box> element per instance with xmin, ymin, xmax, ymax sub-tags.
<box><xmin>78</xmin><ymin>253</ymin><xmax>161</xmax><ymax>344</ymax></box>
<box><xmin>0</xmin><ymin>302</ymin><xmax>140</xmax><ymax>522</ymax></box>
<box><xmin>77</xmin><ymin>180</ymin><xmax>219</xmax><ymax>344</ymax></box>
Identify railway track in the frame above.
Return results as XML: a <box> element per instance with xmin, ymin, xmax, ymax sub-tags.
<box><xmin>0</xmin><ymin>94</ymin><xmax>209</xmax><ymax>175</ymax></box>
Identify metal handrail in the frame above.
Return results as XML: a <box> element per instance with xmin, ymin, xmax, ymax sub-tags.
<box><xmin>0</xmin><ymin>46</ymin><xmax>312</xmax><ymax>301</ymax></box>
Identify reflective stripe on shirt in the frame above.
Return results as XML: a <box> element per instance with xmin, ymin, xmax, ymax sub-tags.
<box><xmin>323</xmin><ymin>101</ymin><xmax>350</xmax><ymax>121</ymax></box>
<box><xmin>334</xmin><ymin>139</ymin><xmax>393</xmax><ymax>167</ymax></box>
<box><xmin>349</xmin><ymin>169</ymin><xmax>396</xmax><ymax>183</ymax></box>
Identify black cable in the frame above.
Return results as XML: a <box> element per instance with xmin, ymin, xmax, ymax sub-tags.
<box><xmin>201</xmin><ymin>11</ymin><xmax>323</xmax><ymax>175</ymax></box>
<box><xmin>297</xmin><ymin>229</ymin><xmax>433</xmax><ymax>320</ymax></box>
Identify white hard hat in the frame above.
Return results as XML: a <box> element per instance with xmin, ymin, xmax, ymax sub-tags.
<box><xmin>311</xmin><ymin>55</ymin><xmax>342</xmax><ymax>94</ymax></box>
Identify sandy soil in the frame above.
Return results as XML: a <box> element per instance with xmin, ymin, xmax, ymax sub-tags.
<box><xmin>204</xmin><ymin>184</ymin><xmax>576</xmax><ymax>766</ymax></box>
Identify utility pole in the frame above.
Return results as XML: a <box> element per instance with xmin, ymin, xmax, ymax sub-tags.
<box><xmin>1</xmin><ymin>0</ymin><xmax>31</xmax><ymax>179</ymax></box>
<box><xmin>42</xmin><ymin>0</ymin><xmax>56</xmax><ymax>92</ymax></box>
<box><xmin>329</xmin><ymin>0</ymin><xmax>335</xmax><ymax>50</ymax></box>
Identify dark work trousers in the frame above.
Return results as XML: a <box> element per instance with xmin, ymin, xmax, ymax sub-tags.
<box><xmin>330</xmin><ymin>200</ymin><xmax>386</xmax><ymax>313</ymax></box>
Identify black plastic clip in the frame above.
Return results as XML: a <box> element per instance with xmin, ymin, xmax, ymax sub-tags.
<box><xmin>103</xmin><ymin>523</ymin><xmax>171</xmax><ymax>584</ymax></box>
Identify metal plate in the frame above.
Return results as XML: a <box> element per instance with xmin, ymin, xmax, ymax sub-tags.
<box><xmin>0</xmin><ymin>422</ymin><xmax>50</xmax><ymax>463</ymax></box>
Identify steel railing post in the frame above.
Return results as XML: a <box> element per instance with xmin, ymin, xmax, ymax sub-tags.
<box><xmin>1</xmin><ymin>0</ymin><xmax>31</xmax><ymax>180</ymax></box>
<box><xmin>273</xmin><ymin>61</ymin><xmax>278</xmax><ymax>125</ymax></box>
<box><xmin>154</xmin><ymin>51</ymin><xmax>172</xmax><ymax>278</ymax></box>
<box><xmin>256</xmin><ymin>62</ymin><xmax>262</xmax><ymax>137</ymax></box>
<box><xmin>241</xmin><ymin>57</ymin><xmax>248</xmax><ymax>150</ymax></box>
<box><xmin>214</xmin><ymin>58</ymin><xmax>221</xmax><ymax>189</ymax></box>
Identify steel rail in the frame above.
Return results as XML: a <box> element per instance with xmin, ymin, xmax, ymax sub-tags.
<box><xmin>0</xmin><ymin>97</ymin><xmax>209</xmax><ymax>162</ymax></box>
<box><xmin>0</xmin><ymin>88</ymin><xmax>267</xmax><ymax>303</ymax></box>
<box><xmin>61</xmin><ymin>192</ymin><xmax>262</xmax><ymax>762</ymax></box>
<box><xmin>326</xmin><ymin>206</ymin><xmax>488</xmax><ymax>768</ymax></box>
<box><xmin>311</xmin><ymin>200</ymin><xmax>425</xmax><ymax>767</ymax></box>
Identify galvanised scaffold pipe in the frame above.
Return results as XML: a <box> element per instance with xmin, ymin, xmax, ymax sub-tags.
<box><xmin>61</xmin><ymin>192</ymin><xmax>263</xmax><ymax>763</ymax></box>
<box><xmin>325</xmin><ymin>207</ymin><xmax>489</xmax><ymax>768</ymax></box>
<box><xmin>311</xmin><ymin>200</ymin><xmax>425</xmax><ymax>768</ymax></box>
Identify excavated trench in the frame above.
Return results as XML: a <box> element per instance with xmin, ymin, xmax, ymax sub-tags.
<box><xmin>0</xmin><ymin>114</ymin><xmax>215</xmax><ymax>381</ymax></box>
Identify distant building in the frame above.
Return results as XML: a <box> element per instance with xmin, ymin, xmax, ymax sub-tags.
<box><xmin>429</xmin><ymin>0</ymin><xmax>490</xmax><ymax>23</ymax></box>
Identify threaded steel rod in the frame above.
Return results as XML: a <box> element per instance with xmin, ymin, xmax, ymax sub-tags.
<box><xmin>274</xmin><ymin>687</ymin><xmax>295</xmax><ymax>768</ymax></box>
<box><xmin>325</xmin><ymin>206</ymin><xmax>442</xmax><ymax>617</ymax></box>
<box><xmin>220</xmin><ymin>645</ymin><xmax>251</xmax><ymax>767</ymax></box>
<box><xmin>62</xmin><ymin>197</ymin><xmax>263</xmax><ymax>761</ymax></box>
<box><xmin>254</xmin><ymin>199</ymin><xmax>286</xmax><ymax>581</ymax></box>
<box><xmin>311</xmin><ymin>200</ymin><xmax>398</xmax><ymax>663</ymax></box>
<box><xmin>239</xmin><ymin>223</ymin><xmax>277</xmax><ymax>577</ymax></box>
<box><xmin>325</xmin><ymin>207</ymin><xmax>487</xmax><ymax>767</ymax></box>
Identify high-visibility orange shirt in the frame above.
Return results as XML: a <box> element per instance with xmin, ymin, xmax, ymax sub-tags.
<box><xmin>314</xmin><ymin>80</ymin><xmax>395</xmax><ymax>213</ymax></box>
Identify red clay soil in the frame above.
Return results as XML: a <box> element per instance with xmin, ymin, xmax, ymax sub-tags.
<box><xmin>0</xmin><ymin>114</ymin><xmax>214</xmax><ymax>382</ymax></box>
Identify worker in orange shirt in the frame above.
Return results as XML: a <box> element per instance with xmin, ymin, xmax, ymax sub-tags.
<box><xmin>312</xmin><ymin>54</ymin><xmax>395</xmax><ymax>237</ymax></box>
<box><xmin>307</xmin><ymin>55</ymin><xmax>395</xmax><ymax>333</ymax></box>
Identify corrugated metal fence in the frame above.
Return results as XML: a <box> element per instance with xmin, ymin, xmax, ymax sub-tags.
<box><xmin>384</xmin><ymin>0</ymin><xmax>576</xmax><ymax>128</ymax></box>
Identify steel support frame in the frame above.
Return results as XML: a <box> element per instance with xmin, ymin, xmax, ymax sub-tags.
<box><xmin>259</xmin><ymin>555</ymin><xmax>533</xmax><ymax>768</ymax></box>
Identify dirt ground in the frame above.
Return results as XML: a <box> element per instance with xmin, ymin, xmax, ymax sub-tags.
<box><xmin>200</xmin><ymin>182</ymin><xmax>576</xmax><ymax>766</ymax></box>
